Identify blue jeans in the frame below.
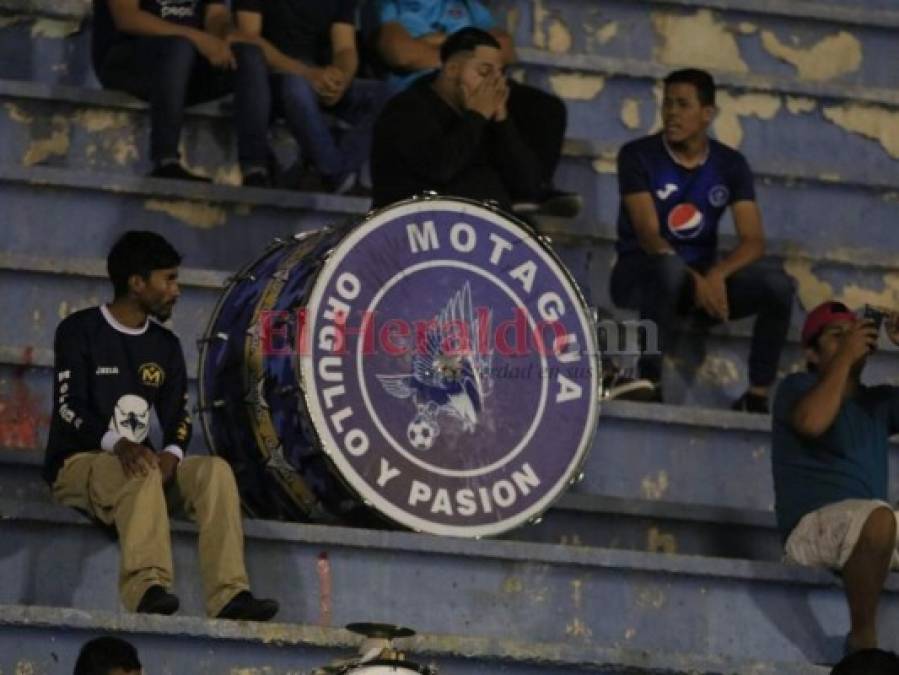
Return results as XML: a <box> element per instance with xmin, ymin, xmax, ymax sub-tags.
<box><xmin>96</xmin><ymin>36</ymin><xmax>266</xmax><ymax>166</ymax></box>
<box><xmin>610</xmin><ymin>252</ymin><xmax>795</xmax><ymax>387</ymax></box>
<box><xmin>250</xmin><ymin>75</ymin><xmax>388</xmax><ymax>182</ymax></box>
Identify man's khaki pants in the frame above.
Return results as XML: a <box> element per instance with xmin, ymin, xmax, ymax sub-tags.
<box><xmin>52</xmin><ymin>452</ymin><xmax>250</xmax><ymax>615</ymax></box>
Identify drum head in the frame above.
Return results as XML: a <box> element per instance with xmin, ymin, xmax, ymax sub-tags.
<box><xmin>298</xmin><ymin>197</ymin><xmax>600</xmax><ymax>536</ymax></box>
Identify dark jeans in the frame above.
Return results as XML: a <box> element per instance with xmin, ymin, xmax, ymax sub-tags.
<box><xmin>610</xmin><ymin>252</ymin><xmax>796</xmax><ymax>387</ymax></box>
<box><xmin>95</xmin><ymin>36</ymin><xmax>266</xmax><ymax>166</ymax></box>
<box><xmin>241</xmin><ymin>72</ymin><xmax>388</xmax><ymax>181</ymax></box>
<box><xmin>507</xmin><ymin>81</ymin><xmax>566</xmax><ymax>190</ymax></box>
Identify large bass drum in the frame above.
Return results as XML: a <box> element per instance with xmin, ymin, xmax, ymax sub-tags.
<box><xmin>199</xmin><ymin>196</ymin><xmax>600</xmax><ymax>537</ymax></box>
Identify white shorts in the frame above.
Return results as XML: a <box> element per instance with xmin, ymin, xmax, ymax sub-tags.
<box><xmin>784</xmin><ymin>499</ymin><xmax>899</xmax><ymax>570</ymax></box>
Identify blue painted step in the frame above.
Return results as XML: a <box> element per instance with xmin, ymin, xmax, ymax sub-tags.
<box><xmin>0</xmin><ymin>604</ymin><xmax>830</xmax><ymax>674</ymax></box>
<box><xmin>2</xmin><ymin>498</ymin><xmax>897</xmax><ymax>665</ymax></box>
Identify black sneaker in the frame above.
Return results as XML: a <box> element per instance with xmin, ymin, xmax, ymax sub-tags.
<box><xmin>216</xmin><ymin>591</ymin><xmax>279</xmax><ymax>622</ymax></box>
<box><xmin>242</xmin><ymin>169</ymin><xmax>271</xmax><ymax>188</ymax></box>
<box><xmin>149</xmin><ymin>162</ymin><xmax>211</xmax><ymax>183</ymax></box>
<box><xmin>136</xmin><ymin>585</ymin><xmax>180</xmax><ymax>615</ymax></box>
<box><xmin>601</xmin><ymin>364</ymin><xmax>660</xmax><ymax>402</ymax></box>
<box><xmin>513</xmin><ymin>189</ymin><xmax>582</xmax><ymax>218</ymax></box>
<box><xmin>731</xmin><ymin>391</ymin><xmax>769</xmax><ymax>414</ymax></box>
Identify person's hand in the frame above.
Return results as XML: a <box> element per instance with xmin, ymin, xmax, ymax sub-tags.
<box><xmin>192</xmin><ymin>31</ymin><xmax>236</xmax><ymax>69</ymax></box>
<box><xmin>691</xmin><ymin>270</ymin><xmax>728</xmax><ymax>321</ymax></box>
<box><xmin>318</xmin><ymin>66</ymin><xmax>348</xmax><ymax>107</ymax></box>
<box><xmin>158</xmin><ymin>452</ymin><xmax>180</xmax><ymax>486</ymax></box>
<box><xmin>839</xmin><ymin>319</ymin><xmax>880</xmax><ymax>363</ymax></box>
<box><xmin>493</xmin><ymin>76</ymin><xmax>509</xmax><ymax>122</ymax></box>
<box><xmin>113</xmin><ymin>438</ymin><xmax>159</xmax><ymax>478</ymax></box>
<box><xmin>463</xmin><ymin>75</ymin><xmax>500</xmax><ymax>120</ymax></box>
<box><xmin>885</xmin><ymin>312</ymin><xmax>899</xmax><ymax>347</ymax></box>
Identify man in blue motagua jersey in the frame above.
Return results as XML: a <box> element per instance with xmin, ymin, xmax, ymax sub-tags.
<box><xmin>610</xmin><ymin>68</ymin><xmax>796</xmax><ymax>413</ymax></box>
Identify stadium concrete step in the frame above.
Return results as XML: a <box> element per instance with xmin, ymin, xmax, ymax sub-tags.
<box><xmin>0</xmin><ymin>497</ymin><xmax>893</xmax><ymax>666</ymax></box>
<box><xmin>0</xmin><ymin>604</ymin><xmax>831</xmax><ymax>675</ymax></box>
<box><xmin>1</xmin><ymin>77</ymin><xmax>896</xmax><ymax>258</ymax></box>
<box><xmin>0</xmin><ymin>444</ymin><xmax>787</xmax><ymax>561</ymax></box>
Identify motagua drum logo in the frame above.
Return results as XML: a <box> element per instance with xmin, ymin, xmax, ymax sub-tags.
<box><xmin>300</xmin><ymin>199</ymin><xmax>599</xmax><ymax>536</ymax></box>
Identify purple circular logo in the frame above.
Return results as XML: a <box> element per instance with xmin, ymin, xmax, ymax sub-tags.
<box><xmin>300</xmin><ymin>199</ymin><xmax>599</xmax><ymax>536</ymax></box>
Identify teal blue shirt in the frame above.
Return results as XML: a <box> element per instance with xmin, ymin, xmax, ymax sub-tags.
<box><xmin>772</xmin><ymin>372</ymin><xmax>899</xmax><ymax>540</ymax></box>
<box><xmin>373</xmin><ymin>0</ymin><xmax>497</xmax><ymax>90</ymax></box>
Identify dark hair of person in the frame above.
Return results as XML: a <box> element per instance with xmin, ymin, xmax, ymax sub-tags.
<box><xmin>831</xmin><ymin>648</ymin><xmax>899</xmax><ymax>675</ymax></box>
<box><xmin>74</xmin><ymin>636</ymin><xmax>141</xmax><ymax>675</ymax></box>
<box><xmin>440</xmin><ymin>27</ymin><xmax>501</xmax><ymax>63</ymax></box>
<box><xmin>663</xmin><ymin>68</ymin><xmax>717</xmax><ymax>107</ymax></box>
<box><xmin>107</xmin><ymin>230</ymin><xmax>182</xmax><ymax>299</ymax></box>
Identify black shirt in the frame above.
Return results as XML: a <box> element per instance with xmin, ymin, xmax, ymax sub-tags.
<box><xmin>371</xmin><ymin>74</ymin><xmax>541</xmax><ymax>210</ymax></box>
<box><xmin>91</xmin><ymin>0</ymin><xmax>224</xmax><ymax>68</ymax></box>
<box><xmin>235</xmin><ymin>0</ymin><xmax>357</xmax><ymax>66</ymax></box>
<box><xmin>43</xmin><ymin>306</ymin><xmax>193</xmax><ymax>485</ymax></box>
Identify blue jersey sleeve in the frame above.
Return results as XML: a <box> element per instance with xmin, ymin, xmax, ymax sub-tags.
<box><xmin>617</xmin><ymin>144</ymin><xmax>650</xmax><ymax>196</ymax></box>
<box><xmin>466</xmin><ymin>1</ymin><xmax>497</xmax><ymax>30</ymax></box>
<box><xmin>376</xmin><ymin>0</ymin><xmax>432</xmax><ymax>36</ymax></box>
<box><xmin>728</xmin><ymin>152</ymin><xmax>756</xmax><ymax>203</ymax></box>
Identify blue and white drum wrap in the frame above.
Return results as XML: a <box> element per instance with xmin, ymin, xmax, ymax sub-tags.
<box><xmin>200</xmin><ymin>197</ymin><xmax>599</xmax><ymax>537</ymax></box>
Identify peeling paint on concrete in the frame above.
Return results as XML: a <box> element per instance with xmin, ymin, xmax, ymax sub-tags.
<box><xmin>15</xmin><ymin>660</ymin><xmax>35</xmax><ymax>675</ymax></box>
<box><xmin>591</xmin><ymin>156</ymin><xmax>616</xmax><ymax>174</ymax></box>
<box><xmin>784</xmin><ymin>259</ymin><xmax>833</xmax><ymax>310</ymax></box>
<box><xmin>713</xmin><ymin>92</ymin><xmax>781</xmax><ymax>148</ymax></box>
<box><xmin>761</xmin><ymin>30</ymin><xmax>862</xmax><ymax>82</ymax></box>
<box><xmin>736</xmin><ymin>22</ymin><xmax>758</xmax><ymax>35</ymax></box>
<box><xmin>547</xmin><ymin>18</ymin><xmax>572</xmax><ymax>54</ymax></box>
<box><xmin>641</xmin><ymin>470</ymin><xmax>669</xmax><ymax>500</ymax></box>
<box><xmin>696</xmin><ymin>355</ymin><xmax>740</xmax><ymax>386</ymax></box>
<box><xmin>620</xmin><ymin>98</ymin><xmax>641</xmax><ymax>130</ymax></box>
<box><xmin>818</xmin><ymin>172</ymin><xmax>841</xmax><ymax>182</ymax></box>
<box><xmin>786</xmin><ymin>96</ymin><xmax>817</xmax><ymax>116</ymax></box>
<box><xmin>652</xmin><ymin>10</ymin><xmax>748</xmax><ymax>73</ymax></box>
<box><xmin>636</xmin><ymin>585</ymin><xmax>667</xmax><ymax>610</ymax></box>
<box><xmin>596</xmin><ymin>21</ymin><xmax>618</xmax><ymax>45</ymax></box>
<box><xmin>502</xmin><ymin>576</ymin><xmax>524</xmax><ymax>594</ymax></box>
<box><xmin>823</xmin><ymin>103</ymin><xmax>899</xmax><ymax>159</ymax></box>
<box><xmin>31</xmin><ymin>18</ymin><xmax>82</xmax><ymax>39</ymax></box>
<box><xmin>884</xmin><ymin>192</ymin><xmax>899</xmax><ymax>203</ymax></box>
<box><xmin>145</xmin><ymin>199</ymin><xmax>227</xmax><ymax>228</ymax></box>
<box><xmin>565</xmin><ymin>617</ymin><xmax>592</xmax><ymax>639</ymax></box>
<box><xmin>5</xmin><ymin>103</ymin><xmax>33</xmax><ymax>124</ymax></box>
<box><xmin>531</xmin><ymin>0</ymin><xmax>549</xmax><ymax>49</ymax></box>
<box><xmin>647</xmin><ymin>527</ymin><xmax>678</xmax><ymax>554</ymax></box>
<box><xmin>216</xmin><ymin>164</ymin><xmax>244</xmax><ymax>186</ymax></box>
<box><xmin>58</xmin><ymin>301</ymin><xmax>70</xmax><ymax>320</ymax></box>
<box><xmin>752</xmin><ymin>445</ymin><xmax>767</xmax><ymax>461</ymax></box>
<box><xmin>648</xmin><ymin>82</ymin><xmax>664</xmax><ymax>135</ymax></box>
<box><xmin>111</xmin><ymin>137</ymin><xmax>139</xmax><ymax>166</ymax></box>
<box><xmin>624</xmin><ymin>628</ymin><xmax>637</xmax><ymax>640</ymax></box>
<box><xmin>0</xmin><ymin>15</ymin><xmax>27</xmax><ymax>29</ymax></box>
<box><xmin>570</xmin><ymin>579</ymin><xmax>583</xmax><ymax>610</ymax></box>
<box><xmin>548</xmin><ymin>73</ymin><xmax>605</xmax><ymax>101</ymax></box>
<box><xmin>73</xmin><ymin>109</ymin><xmax>131</xmax><ymax>133</ymax></box>
<box><xmin>23</xmin><ymin>115</ymin><xmax>70</xmax><ymax>166</ymax></box>
<box><xmin>838</xmin><ymin>279</ymin><xmax>899</xmax><ymax>312</ymax></box>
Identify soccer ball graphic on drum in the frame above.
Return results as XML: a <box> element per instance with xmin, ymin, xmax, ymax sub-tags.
<box><xmin>406</xmin><ymin>414</ymin><xmax>438</xmax><ymax>451</ymax></box>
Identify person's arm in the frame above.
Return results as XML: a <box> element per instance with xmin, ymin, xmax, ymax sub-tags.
<box><xmin>488</xmin><ymin>80</ymin><xmax>540</xmax><ymax>198</ymax></box>
<box><xmin>233</xmin><ymin>8</ymin><xmax>319</xmax><ymax>79</ymax></box>
<box><xmin>204</xmin><ymin>1</ymin><xmax>232</xmax><ymax>40</ymax></box>
<box><xmin>330</xmin><ymin>22</ymin><xmax>359</xmax><ymax>82</ymax></box>
<box><xmin>790</xmin><ymin>322</ymin><xmax>877</xmax><ymax>437</ymax></box>
<box><xmin>53</xmin><ymin>320</ymin><xmax>115</xmax><ymax>450</ymax></box>
<box><xmin>709</xmin><ymin>201</ymin><xmax>764</xmax><ymax>278</ymax></box>
<box><xmin>377</xmin><ymin>21</ymin><xmax>442</xmax><ymax>72</ymax></box>
<box><xmin>155</xmin><ymin>339</ymin><xmax>193</xmax><ymax>482</ymax></box>
<box><xmin>617</xmin><ymin>147</ymin><xmax>674</xmax><ymax>255</ymax></box>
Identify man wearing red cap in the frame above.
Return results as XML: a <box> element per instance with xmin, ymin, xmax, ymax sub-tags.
<box><xmin>773</xmin><ymin>301</ymin><xmax>899</xmax><ymax>654</ymax></box>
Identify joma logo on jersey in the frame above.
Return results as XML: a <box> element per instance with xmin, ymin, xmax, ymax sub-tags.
<box><xmin>139</xmin><ymin>363</ymin><xmax>165</xmax><ymax>387</ymax></box>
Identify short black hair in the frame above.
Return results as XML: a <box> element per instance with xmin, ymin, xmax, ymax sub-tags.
<box><xmin>440</xmin><ymin>27</ymin><xmax>501</xmax><ymax>63</ymax></box>
<box><xmin>107</xmin><ymin>231</ymin><xmax>182</xmax><ymax>299</ymax></box>
<box><xmin>74</xmin><ymin>636</ymin><xmax>141</xmax><ymax>675</ymax></box>
<box><xmin>664</xmin><ymin>68</ymin><xmax>716</xmax><ymax>107</ymax></box>
<box><xmin>831</xmin><ymin>648</ymin><xmax>899</xmax><ymax>675</ymax></box>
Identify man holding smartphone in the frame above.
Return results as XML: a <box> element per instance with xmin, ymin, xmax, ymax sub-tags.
<box><xmin>772</xmin><ymin>300</ymin><xmax>899</xmax><ymax>654</ymax></box>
